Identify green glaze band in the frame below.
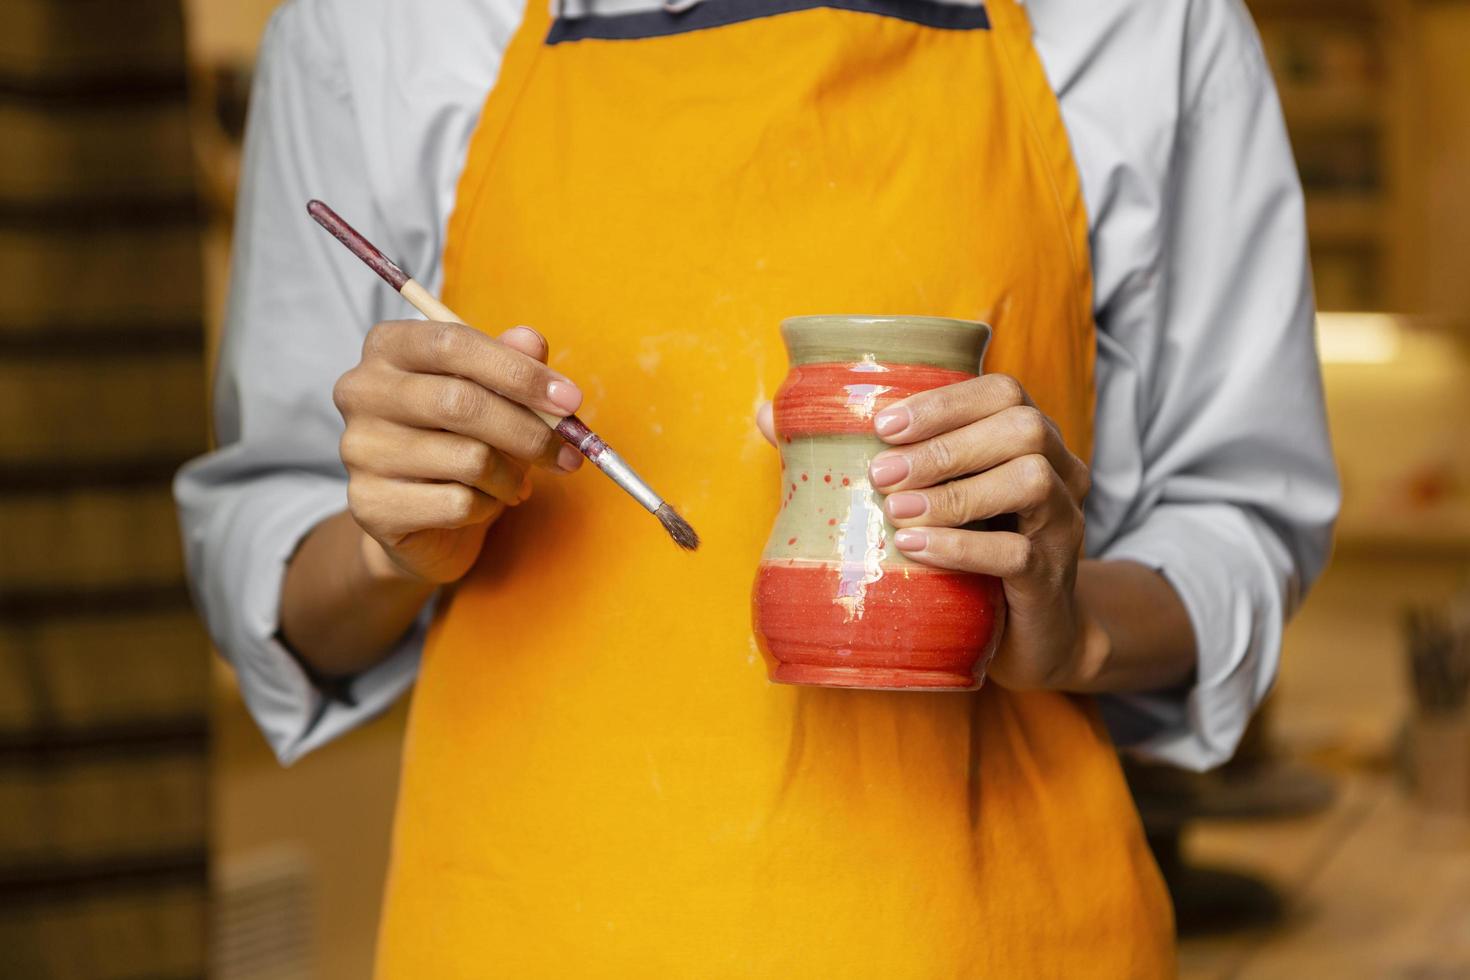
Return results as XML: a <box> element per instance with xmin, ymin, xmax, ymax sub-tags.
<box><xmin>764</xmin><ymin>435</ymin><xmax>913</xmax><ymax>565</ymax></box>
<box><xmin>781</xmin><ymin>315</ymin><xmax>992</xmax><ymax>373</ymax></box>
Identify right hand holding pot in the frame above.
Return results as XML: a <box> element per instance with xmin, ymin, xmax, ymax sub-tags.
<box><xmin>865</xmin><ymin>374</ymin><xmax>1096</xmax><ymax>691</ymax></box>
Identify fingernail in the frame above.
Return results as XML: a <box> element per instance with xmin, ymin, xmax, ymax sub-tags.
<box><xmin>874</xmin><ymin>406</ymin><xmax>910</xmax><ymax>438</ymax></box>
<box><xmin>546</xmin><ymin>379</ymin><xmax>583</xmax><ymax>414</ymax></box>
<box><xmin>886</xmin><ymin>493</ymin><xmax>927</xmax><ymax>519</ymax></box>
<box><xmin>868</xmin><ymin>455</ymin><xmax>909</xmax><ymax>488</ymax></box>
<box><xmin>893</xmin><ymin>529</ymin><xmax>928</xmax><ymax>552</ymax></box>
<box><xmin>517</xmin><ymin>472</ymin><xmax>533</xmax><ymax>502</ymax></box>
<box><xmin>556</xmin><ymin>444</ymin><xmax>583</xmax><ymax>472</ymax></box>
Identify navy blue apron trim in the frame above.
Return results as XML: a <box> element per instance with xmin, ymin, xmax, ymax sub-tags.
<box><xmin>546</xmin><ymin>0</ymin><xmax>990</xmax><ymax>44</ymax></box>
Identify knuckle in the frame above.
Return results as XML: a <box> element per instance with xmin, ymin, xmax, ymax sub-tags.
<box><xmin>346</xmin><ymin>480</ymin><xmax>377</xmax><ymax>526</ymax></box>
<box><xmin>1016</xmin><ymin>454</ymin><xmax>1054</xmax><ymax>499</ymax></box>
<box><xmin>429</xmin><ymin>321</ymin><xmax>466</xmax><ymax>363</ymax></box>
<box><xmin>435</xmin><ymin>379</ymin><xmax>483</xmax><ymax>426</ymax></box>
<box><xmin>1013</xmin><ymin>537</ymin><xmax>1037</xmax><ymax>576</ymax></box>
<box><xmin>920</xmin><ymin>528</ymin><xmax>954</xmax><ymax>562</ymax></box>
<box><xmin>963</xmin><ymin>534</ymin><xmax>994</xmax><ymax>573</ymax></box>
<box><xmin>458</xmin><ymin>441</ymin><xmax>494</xmax><ymax>481</ymax></box>
<box><xmin>921</xmin><ymin>436</ymin><xmax>957</xmax><ymax>478</ymax></box>
<box><xmin>444</xmin><ymin>484</ymin><xmax>478</xmax><ymax>523</ymax></box>
<box><xmin>477</xmin><ymin>396</ymin><xmax>545</xmax><ymax>458</ymax></box>
<box><xmin>954</xmin><ymin>376</ymin><xmax>991</xmax><ymax>407</ymax></box>
<box><xmin>928</xmin><ymin>383</ymin><xmax>960</xmax><ymax>413</ymax></box>
<box><xmin>523</xmin><ymin>423</ymin><xmax>556</xmax><ymax>459</ymax></box>
<box><xmin>338</xmin><ymin>426</ymin><xmax>368</xmax><ymax>467</ymax></box>
<box><xmin>496</xmin><ymin>350</ymin><xmax>540</xmax><ymax>395</ymax></box>
<box><xmin>988</xmin><ymin>373</ymin><xmax>1025</xmax><ymax>407</ymax></box>
<box><xmin>939</xmin><ymin>380</ymin><xmax>975</xmax><ymax>416</ymax></box>
<box><xmin>938</xmin><ymin>530</ymin><xmax>971</xmax><ymax>566</ymax></box>
<box><xmin>933</xmin><ymin>479</ymin><xmax>970</xmax><ymax>522</ymax></box>
<box><xmin>1073</xmin><ymin>461</ymin><xmax>1092</xmax><ymax>499</ymax></box>
<box><xmin>1010</xmin><ymin>406</ymin><xmax>1049</xmax><ymax>452</ymax></box>
<box><xmin>902</xmin><ymin>389</ymin><xmax>938</xmax><ymax>429</ymax></box>
<box><xmin>362</xmin><ymin>322</ymin><xmax>392</xmax><ymax>359</ymax></box>
<box><xmin>331</xmin><ymin>371</ymin><xmax>359</xmax><ymax>414</ymax></box>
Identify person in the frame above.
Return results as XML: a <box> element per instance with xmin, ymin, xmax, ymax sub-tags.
<box><xmin>175</xmin><ymin>0</ymin><xmax>1340</xmax><ymax>973</ymax></box>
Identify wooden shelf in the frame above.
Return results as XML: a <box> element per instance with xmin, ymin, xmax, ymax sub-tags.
<box><xmin>1334</xmin><ymin>530</ymin><xmax>1470</xmax><ymax>561</ymax></box>
<box><xmin>1247</xmin><ymin>0</ymin><xmax>1383</xmax><ymax>23</ymax></box>
<box><xmin>1280</xmin><ymin>88</ymin><xmax>1387</xmax><ymax>129</ymax></box>
<box><xmin>1334</xmin><ymin>505</ymin><xmax>1470</xmax><ymax>559</ymax></box>
<box><xmin>1306</xmin><ymin>196</ymin><xmax>1388</xmax><ymax>246</ymax></box>
<box><xmin>1251</xmin><ymin>0</ymin><xmax>1405</xmax><ymax>309</ymax></box>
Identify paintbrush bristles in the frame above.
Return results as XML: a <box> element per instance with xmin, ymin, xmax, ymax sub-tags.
<box><xmin>656</xmin><ymin>503</ymin><xmax>700</xmax><ymax>551</ymax></box>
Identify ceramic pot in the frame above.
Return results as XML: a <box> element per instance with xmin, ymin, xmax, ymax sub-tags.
<box><xmin>752</xmin><ymin>315</ymin><xmax>1005</xmax><ymax>691</ymax></box>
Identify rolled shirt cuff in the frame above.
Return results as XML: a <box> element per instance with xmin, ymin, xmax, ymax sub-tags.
<box><xmin>1093</xmin><ymin>502</ymin><xmax>1288</xmax><ymax>771</ymax></box>
<box><xmin>178</xmin><ymin>467</ymin><xmax>423</xmax><ymax>764</ymax></box>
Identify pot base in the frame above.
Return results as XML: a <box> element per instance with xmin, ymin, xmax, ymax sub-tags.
<box><xmin>752</xmin><ymin>559</ymin><xmax>1004</xmax><ymax>692</ymax></box>
<box><xmin>771</xmin><ymin>662</ymin><xmax>982</xmax><ymax>691</ymax></box>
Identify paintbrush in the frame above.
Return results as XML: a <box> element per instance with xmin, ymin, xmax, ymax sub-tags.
<box><xmin>1404</xmin><ymin>604</ymin><xmax>1470</xmax><ymax>715</ymax></box>
<box><xmin>306</xmin><ymin>199</ymin><xmax>699</xmax><ymax>551</ymax></box>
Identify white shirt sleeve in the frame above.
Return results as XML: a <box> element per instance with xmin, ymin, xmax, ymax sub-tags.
<box><xmin>175</xmin><ymin>0</ymin><xmax>518</xmax><ymax>765</ymax></box>
<box><xmin>175</xmin><ymin>2</ymin><xmax>424</xmax><ymax>764</ymax></box>
<box><xmin>1035</xmin><ymin>0</ymin><xmax>1341</xmax><ymax>770</ymax></box>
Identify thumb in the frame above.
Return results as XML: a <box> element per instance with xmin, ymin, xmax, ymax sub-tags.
<box><xmin>497</xmin><ymin>324</ymin><xmax>549</xmax><ymax>362</ymax></box>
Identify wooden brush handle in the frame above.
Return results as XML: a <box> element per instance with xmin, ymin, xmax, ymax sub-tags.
<box><xmin>307</xmin><ymin>202</ymin><xmax>565</xmax><ymax>430</ymax></box>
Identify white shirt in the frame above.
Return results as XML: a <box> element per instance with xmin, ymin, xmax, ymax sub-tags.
<box><xmin>175</xmin><ymin>0</ymin><xmax>1340</xmax><ymax>770</ymax></box>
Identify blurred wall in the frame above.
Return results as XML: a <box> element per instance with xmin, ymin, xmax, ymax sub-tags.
<box><xmin>184</xmin><ymin>4</ymin><xmax>408</xmax><ymax>979</ymax></box>
<box><xmin>0</xmin><ymin>1</ymin><xmax>210</xmax><ymax>976</ymax></box>
<box><xmin>1404</xmin><ymin>2</ymin><xmax>1470</xmax><ymax>317</ymax></box>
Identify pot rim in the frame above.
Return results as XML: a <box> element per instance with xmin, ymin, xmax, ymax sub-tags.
<box><xmin>782</xmin><ymin>314</ymin><xmax>991</xmax><ymax>333</ymax></box>
<box><xmin>780</xmin><ymin>314</ymin><xmax>992</xmax><ymax>372</ymax></box>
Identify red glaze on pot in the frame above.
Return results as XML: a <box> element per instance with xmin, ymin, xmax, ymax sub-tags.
<box><xmin>751</xmin><ymin>315</ymin><xmax>1003</xmax><ymax>691</ymax></box>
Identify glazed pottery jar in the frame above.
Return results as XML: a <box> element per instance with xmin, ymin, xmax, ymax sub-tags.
<box><xmin>752</xmin><ymin>315</ymin><xmax>1005</xmax><ymax>690</ymax></box>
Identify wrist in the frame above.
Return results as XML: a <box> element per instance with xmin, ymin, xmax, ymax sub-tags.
<box><xmin>357</xmin><ymin>528</ymin><xmax>434</xmax><ymax>591</ymax></box>
<box><xmin>1063</xmin><ymin>559</ymin><xmax>1196</xmax><ymax>694</ymax></box>
<box><xmin>279</xmin><ymin>511</ymin><xmax>437</xmax><ymax>680</ymax></box>
<box><xmin>1061</xmin><ymin>591</ymin><xmax>1113</xmax><ymax>692</ymax></box>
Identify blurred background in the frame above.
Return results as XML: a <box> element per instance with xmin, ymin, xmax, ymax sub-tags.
<box><xmin>1</xmin><ymin>0</ymin><xmax>1467</xmax><ymax>977</ymax></box>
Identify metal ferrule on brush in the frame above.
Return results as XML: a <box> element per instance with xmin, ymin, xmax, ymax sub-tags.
<box><xmin>596</xmin><ymin>449</ymin><xmax>665</xmax><ymax>514</ymax></box>
<box><xmin>555</xmin><ymin>416</ymin><xmax>664</xmax><ymax>514</ymax></box>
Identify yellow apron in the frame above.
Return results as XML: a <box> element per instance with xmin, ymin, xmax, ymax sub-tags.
<box><xmin>377</xmin><ymin>0</ymin><xmax>1174</xmax><ymax>974</ymax></box>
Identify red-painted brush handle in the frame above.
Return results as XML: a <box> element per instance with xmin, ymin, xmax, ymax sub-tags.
<box><xmin>307</xmin><ymin>200</ymin><xmax>410</xmax><ymax>291</ymax></box>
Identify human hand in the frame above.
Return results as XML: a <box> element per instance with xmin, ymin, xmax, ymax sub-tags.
<box><xmin>332</xmin><ymin>321</ymin><xmax>585</xmax><ymax>585</ymax></box>
<box><xmin>865</xmin><ymin>374</ymin><xmax>1094</xmax><ymax>689</ymax></box>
